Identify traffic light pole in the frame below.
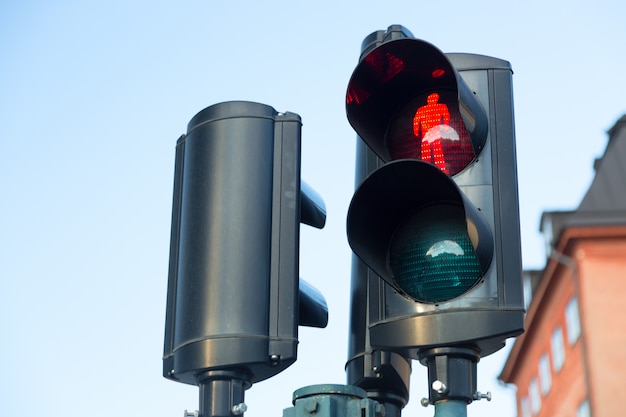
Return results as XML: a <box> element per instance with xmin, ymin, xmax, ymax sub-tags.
<box><xmin>197</xmin><ymin>371</ymin><xmax>249</xmax><ymax>417</ymax></box>
<box><xmin>419</xmin><ymin>347</ymin><xmax>485</xmax><ymax>414</ymax></box>
<box><xmin>420</xmin><ymin>347</ymin><xmax>495</xmax><ymax>416</ymax></box>
<box><xmin>433</xmin><ymin>400</ymin><xmax>467</xmax><ymax>417</ymax></box>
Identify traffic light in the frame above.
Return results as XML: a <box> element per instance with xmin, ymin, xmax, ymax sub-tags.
<box><xmin>345</xmin><ymin>29</ymin><xmax>524</xmax><ymax>360</ymax></box>
<box><xmin>162</xmin><ymin>101</ymin><xmax>328</xmax><ymax>415</ymax></box>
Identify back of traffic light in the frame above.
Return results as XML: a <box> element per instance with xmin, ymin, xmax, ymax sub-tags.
<box><xmin>345</xmin><ymin>26</ymin><xmax>524</xmax><ymax>406</ymax></box>
<box><xmin>345</xmin><ymin>28</ymin><xmax>416</xmax><ymax>417</ymax></box>
<box><xmin>162</xmin><ymin>101</ymin><xmax>327</xmax><ymax>417</ymax></box>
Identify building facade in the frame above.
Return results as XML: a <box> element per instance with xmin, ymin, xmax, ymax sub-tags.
<box><xmin>500</xmin><ymin>115</ymin><xmax>626</xmax><ymax>417</ymax></box>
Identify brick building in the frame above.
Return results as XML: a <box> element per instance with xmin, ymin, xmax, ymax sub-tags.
<box><xmin>500</xmin><ymin>115</ymin><xmax>626</xmax><ymax>417</ymax></box>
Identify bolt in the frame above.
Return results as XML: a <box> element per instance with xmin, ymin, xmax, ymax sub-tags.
<box><xmin>269</xmin><ymin>354</ymin><xmax>280</xmax><ymax>364</ymax></box>
<box><xmin>473</xmin><ymin>391</ymin><xmax>492</xmax><ymax>402</ymax></box>
<box><xmin>232</xmin><ymin>403</ymin><xmax>247</xmax><ymax>415</ymax></box>
<box><xmin>420</xmin><ymin>398</ymin><xmax>430</xmax><ymax>407</ymax></box>
<box><xmin>303</xmin><ymin>398</ymin><xmax>318</xmax><ymax>414</ymax></box>
<box><xmin>431</xmin><ymin>380</ymin><xmax>448</xmax><ymax>394</ymax></box>
<box><xmin>184</xmin><ymin>410</ymin><xmax>198</xmax><ymax>417</ymax></box>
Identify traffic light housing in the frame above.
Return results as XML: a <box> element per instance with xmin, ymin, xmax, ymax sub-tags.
<box><xmin>162</xmin><ymin>101</ymin><xmax>328</xmax><ymax>391</ymax></box>
<box><xmin>346</xmin><ymin>33</ymin><xmax>524</xmax><ymax>359</ymax></box>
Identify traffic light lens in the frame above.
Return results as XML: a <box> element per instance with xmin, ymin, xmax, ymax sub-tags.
<box><xmin>387</xmin><ymin>91</ymin><xmax>476</xmax><ymax>176</ymax></box>
<box><xmin>389</xmin><ymin>204</ymin><xmax>481</xmax><ymax>303</ymax></box>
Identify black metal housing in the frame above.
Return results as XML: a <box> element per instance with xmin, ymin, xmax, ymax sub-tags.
<box><xmin>345</xmin><ymin>30</ymin><xmax>524</xmax><ymax>361</ymax></box>
<box><xmin>163</xmin><ymin>101</ymin><xmax>327</xmax><ymax>389</ymax></box>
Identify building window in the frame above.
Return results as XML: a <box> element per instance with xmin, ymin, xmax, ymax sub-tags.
<box><xmin>551</xmin><ymin>326</ymin><xmax>565</xmax><ymax>372</ymax></box>
<box><xmin>521</xmin><ymin>396</ymin><xmax>531</xmax><ymax>417</ymax></box>
<box><xmin>577</xmin><ymin>399</ymin><xmax>590</xmax><ymax>417</ymax></box>
<box><xmin>566</xmin><ymin>297</ymin><xmax>581</xmax><ymax>344</ymax></box>
<box><xmin>538</xmin><ymin>353</ymin><xmax>552</xmax><ymax>395</ymax></box>
<box><xmin>529</xmin><ymin>378</ymin><xmax>541</xmax><ymax>415</ymax></box>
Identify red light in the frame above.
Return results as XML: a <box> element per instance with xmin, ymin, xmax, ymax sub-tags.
<box><xmin>414</xmin><ymin>93</ymin><xmax>451</xmax><ymax>174</ymax></box>
<box><xmin>386</xmin><ymin>91</ymin><xmax>476</xmax><ymax>176</ymax></box>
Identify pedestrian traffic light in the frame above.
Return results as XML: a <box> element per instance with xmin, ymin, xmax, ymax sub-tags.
<box><xmin>345</xmin><ymin>31</ymin><xmax>524</xmax><ymax>359</ymax></box>
<box><xmin>162</xmin><ymin>101</ymin><xmax>328</xmax><ymax>415</ymax></box>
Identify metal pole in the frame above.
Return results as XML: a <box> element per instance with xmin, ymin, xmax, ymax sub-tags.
<box><xmin>418</xmin><ymin>347</ymin><xmax>479</xmax><ymax>415</ymax></box>
<box><xmin>197</xmin><ymin>370</ymin><xmax>249</xmax><ymax>417</ymax></box>
<box><xmin>434</xmin><ymin>400</ymin><xmax>467</xmax><ymax>417</ymax></box>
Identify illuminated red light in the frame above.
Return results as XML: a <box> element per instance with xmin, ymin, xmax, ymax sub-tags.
<box><xmin>387</xmin><ymin>91</ymin><xmax>476</xmax><ymax>176</ymax></box>
<box><xmin>414</xmin><ymin>93</ymin><xmax>451</xmax><ymax>174</ymax></box>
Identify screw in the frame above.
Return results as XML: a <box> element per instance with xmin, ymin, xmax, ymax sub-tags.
<box><xmin>420</xmin><ymin>398</ymin><xmax>430</xmax><ymax>407</ymax></box>
<box><xmin>232</xmin><ymin>403</ymin><xmax>247</xmax><ymax>415</ymax></box>
<box><xmin>184</xmin><ymin>410</ymin><xmax>198</xmax><ymax>417</ymax></box>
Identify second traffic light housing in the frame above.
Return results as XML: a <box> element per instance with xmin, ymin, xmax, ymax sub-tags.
<box><xmin>346</xmin><ymin>35</ymin><xmax>524</xmax><ymax>358</ymax></box>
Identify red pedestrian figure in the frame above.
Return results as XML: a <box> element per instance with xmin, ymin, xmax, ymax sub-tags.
<box><xmin>413</xmin><ymin>92</ymin><xmax>459</xmax><ymax>174</ymax></box>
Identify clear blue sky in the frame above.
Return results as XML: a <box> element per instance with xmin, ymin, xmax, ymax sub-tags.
<box><xmin>1</xmin><ymin>1</ymin><xmax>625</xmax><ymax>416</ymax></box>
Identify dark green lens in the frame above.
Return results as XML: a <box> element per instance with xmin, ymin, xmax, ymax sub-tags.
<box><xmin>389</xmin><ymin>204</ymin><xmax>481</xmax><ymax>303</ymax></box>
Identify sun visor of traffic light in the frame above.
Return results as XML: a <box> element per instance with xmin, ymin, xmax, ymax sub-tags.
<box><xmin>345</xmin><ymin>38</ymin><xmax>488</xmax><ymax>164</ymax></box>
<box><xmin>298</xmin><ymin>278</ymin><xmax>329</xmax><ymax>328</ymax></box>
<box><xmin>346</xmin><ymin>160</ymin><xmax>493</xmax><ymax>303</ymax></box>
<box><xmin>300</xmin><ymin>180</ymin><xmax>327</xmax><ymax>229</ymax></box>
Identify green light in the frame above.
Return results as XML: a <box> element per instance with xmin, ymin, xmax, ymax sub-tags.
<box><xmin>389</xmin><ymin>204</ymin><xmax>481</xmax><ymax>303</ymax></box>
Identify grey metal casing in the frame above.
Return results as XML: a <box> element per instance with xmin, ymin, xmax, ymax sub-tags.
<box><xmin>163</xmin><ymin>101</ymin><xmax>303</xmax><ymax>385</ymax></box>
<box><xmin>365</xmin><ymin>53</ymin><xmax>524</xmax><ymax>358</ymax></box>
